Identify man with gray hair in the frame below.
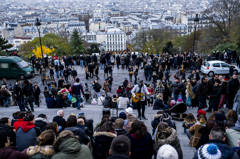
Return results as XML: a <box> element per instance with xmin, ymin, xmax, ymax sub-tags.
<box><xmin>53</xmin><ymin>110</ymin><xmax>66</xmax><ymax>130</ymax></box>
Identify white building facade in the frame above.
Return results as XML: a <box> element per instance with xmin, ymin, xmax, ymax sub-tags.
<box><xmin>105</xmin><ymin>28</ymin><xmax>126</xmax><ymax>51</ymax></box>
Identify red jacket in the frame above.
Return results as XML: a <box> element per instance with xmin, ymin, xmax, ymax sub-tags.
<box><xmin>13</xmin><ymin>118</ymin><xmax>24</xmax><ymax>131</ymax></box>
<box><xmin>147</xmin><ymin>87</ymin><xmax>154</xmax><ymax>94</ymax></box>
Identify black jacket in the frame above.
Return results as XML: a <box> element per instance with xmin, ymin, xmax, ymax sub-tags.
<box><xmin>153</xmin><ymin>98</ymin><xmax>165</xmax><ymax>110</ymax></box>
<box><xmin>23</xmin><ymin>84</ymin><xmax>33</xmax><ymax>96</ymax></box>
<box><xmin>35</xmin><ymin>117</ymin><xmax>48</xmax><ymax>132</ymax></box>
<box><xmin>195</xmin><ymin>127</ymin><xmax>211</xmax><ymax>150</ymax></box>
<box><xmin>227</xmin><ymin>78</ymin><xmax>239</xmax><ymax>95</ymax></box>
<box><xmin>188</xmin><ymin>73</ymin><xmax>200</xmax><ymax>81</ymax></box>
<box><xmin>14</xmin><ymin>83</ymin><xmax>23</xmax><ymax>98</ymax></box>
<box><xmin>171</xmin><ymin>82</ymin><xmax>184</xmax><ymax>95</ymax></box>
<box><xmin>196</xmin><ymin>82</ymin><xmax>208</xmax><ymax>97</ymax></box>
<box><xmin>55</xmin><ymin>65</ymin><xmax>59</xmax><ymax>72</ymax></box>
<box><xmin>52</xmin><ymin>116</ymin><xmax>66</xmax><ymax>130</ymax></box>
<box><xmin>115</xmin><ymin>129</ymin><xmax>128</xmax><ymax>136</ymax></box>
<box><xmin>107</xmin><ymin>154</ymin><xmax>131</xmax><ymax>159</ymax></box>
<box><xmin>209</xmin><ymin>85</ymin><xmax>222</xmax><ymax>106</ymax></box>
<box><xmin>65</xmin><ymin>126</ymin><xmax>90</xmax><ymax>144</ymax></box>
<box><xmin>71</xmin><ymin>70</ymin><xmax>77</xmax><ymax>76</ymax></box>
<box><xmin>127</xmin><ymin>133</ymin><xmax>153</xmax><ymax>159</ymax></box>
<box><xmin>0</xmin><ymin>124</ymin><xmax>16</xmax><ymax>146</ymax></box>
<box><xmin>33</xmin><ymin>87</ymin><xmax>41</xmax><ymax>97</ymax></box>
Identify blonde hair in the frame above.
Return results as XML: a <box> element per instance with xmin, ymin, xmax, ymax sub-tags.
<box><xmin>157</xmin><ymin>93</ymin><xmax>163</xmax><ymax>99</ymax></box>
<box><xmin>157</xmin><ymin>81</ymin><xmax>164</xmax><ymax>87</ymax></box>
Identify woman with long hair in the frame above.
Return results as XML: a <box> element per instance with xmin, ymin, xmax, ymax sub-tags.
<box><xmin>182</xmin><ymin>113</ymin><xmax>196</xmax><ymax>133</ymax></box>
<box><xmin>127</xmin><ymin>120</ymin><xmax>154</xmax><ymax>159</ymax></box>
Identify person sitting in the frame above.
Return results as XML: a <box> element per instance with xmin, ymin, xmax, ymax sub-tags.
<box><xmin>46</xmin><ymin>122</ymin><xmax>60</xmax><ymax>137</ymax></box>
<box><xmin>52</xmin><ymin>110</ymin><xmax>67</xmax><ymax>130</ymax></box>
<box><xmin>13</xmin><ymin>113</ymin><xmax>26</xmax><ymax>131</ymax></box>
<box><xmin>182</xmin><ymin>113</ymin><xmax>196</xmax><ymax>133</ymax></box>
<box><xmin>127</xmin><ymin>120</ymin><xmax>154</xmax><ymax>159</ymax></box>
<box><xmin>55</xmin><ymin>94</ymin><xmax>65</xmax><ymax>108</ymax></box>
<box><xmin>193</xmin><ymin>127</ymin><xmax>239</xmax><ymax>159</ymax></box>
<box><xmin>123</xmin><ymin>114</ymin><xmax>137</xmax><ymax>131</ymax></box>
<box><xmin>154</xmin><ymin>122</ymin><xmax>183</xmax><ymax>159</ymax></box>
<box><xmin>11</xmin><ymin>111</ymin><xmax>21</xmax><ymax>126</ymax></box>
<box><xmin>195</xmin><ymin>120</ymin><xmax>218</xmax><ymax>150</ymax></box>
<box><xmin>111</xmin><ymin>95</ymin><xmax>118</xmax><ymax>108</ymax></box>
<box><xmin>93</xmin><ymin>121</ymin><xmax>116</xmax><ymax>159</ymax></box>
<box><xmin>225</xmin><ymin>115</ymin><xmax>240</xmax><ymax>148</ymax></box>
<box><xmin>35</xmin><ymin>114</ymin><xmax>48</xmax><ymax>132</ymax></box>
<box><xmin>107</xmin><ymin>135</ymin><xmax>131</xmax><ymax>159</ymax></box>
<box><xmin>65</xmin><ymin>115</ymin><xmax>90</xmax><ymax>145</ymax></box>
<box><xmin>156</xmin><ymin>144</ymin><xmax>179</xmax><ymax>159</ymax></box>
<box><xmin>114</xmin><ymin>118</ymin><xmax>127</xmax><ymax>136</ymax></box>
<box><xmin>104</xmin><ymin>93</ymin><xmax>112</xmax><ymax>108</ymax></box>
<box><xmin>0</xmin><ymin>130</ymin><xmax>29</xmax><ymax>159</ymax></box>
<box><xmin>195</xmin><ymin>144</ymin><xmax>222</xmax><ymax>159</ymax></box>
<box><xmin>77</xmin><ymin>112</ymin><xmax>94</xmax><ymax>136</ymax></box>
<box><xmin>46</xmin><ymin>94</ymin><xmax>56</xmax><ymax>108</ymax></box>
<box><xmin>16</xmin><ymin>114</ymin><xmax>41</xmax><ymax>151</ymax></box>
<box><xmin>153</xmin><ymin>93</ymin><xmax>166</xmax><ymax>110</ymax></box>
<box><xmin>0</xmin><ymin>117</ymin><xmax>16</xmax><ymax>146</ymax></box>
<box><xmin>117</xmin><ymin>93</ymin><xmax>129</xmax><ymax>109</ymax></box>
<box><xmin>213</xmin><ymin>113</ymin><xmax>226</xmax><ymax>128</ymax></box>
<box><xmin>26</xmin><ymin>130</ymin><xmax>56</xmax><ymax>158</ymax></box>
<box><xmin>76</xmin><ymin>118</ymin><xmax>92</xmax><ymax>137</ymax></box>
<box><xmin>52</xmin><ymin>130</ymin><xmax>92</xmax><ymax>159</ymax></box>
<box><xmin>186</xmin><ymin>114</ymin><xmax>207</xmax><ymax>147</ymax></box>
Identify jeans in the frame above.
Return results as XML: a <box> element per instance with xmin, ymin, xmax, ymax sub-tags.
<box><xmin>233</xmin><ymin>58</ymin><xmax>236</xmax><ymax>63</ymax></box>
<box><xmin>17</xmin><ymin>97</ymin><xmax>25</xmax><ymax>111</ymax></box>
<box><xmin>60</xmin><ymin>70</ymin><xmax>63</xmax><ymax>77</ymax></box>
<box><xmin>74</xmin><ymin>95</ymin><xmax>81</xmax><ymax>109</ymax></box>
<box><xmin>80</xmin><ymin>60</ymin><xmax>84</xmax><ymax>67</ymax></box>
<box><xmin>3</xmin><ymin>97</ymin><xmax>10</xmax><ymax>106</ymax></box>
<box><xmin>100</xmin><ymin>63</ymin><xmax>104</xmax><ymax>69</ymax></box>
<box><xmin>24</xmin><ymin>96</ymin><xmax>34</xmax><ymax>111</ymax></box>
<box><xmin>198</xmin><ymin>96</ymin><xmax>206</xmax><ymax>110</ymax></box>
<box><xmin>148</xmin><ymin>72</ymin><xmax>152</xmax><ymax>81</ymax></box>
<box><xmin>109</xmin><ymin>84</ymin><xmax>112</xmax><ymax>91</ymax></box>
<box><xmin>186</xmin><ymin>129</ymin><xmax>193</xmax><ymax>140</ymax></box>
<box><xmin>173</xmin><ymin>94</ymin><xmax>182</xmax><ymax>101</ymax></box>
<box><xmin>56</xmin><ymin>71</ymin><xmax>59</xmax><ymax>78</ymax></box>
<box><xmin>97</xmin><ymin>92</ymin><xmax>100</xmax><ymax>98</ymax></box>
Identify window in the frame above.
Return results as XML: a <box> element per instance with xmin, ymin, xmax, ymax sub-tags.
<box><xmin>17</xmin><ymin>60</ymin><xmax>28</xmax><ymax>68</ymax></box>
<box><xmin>221</xmin><ymin>63</ymin><xmax>229</xmax><ymax>67</ymax></box>
<box><xmin>11</xmin><ymin>63</ymin><xmax>19</xmax><ymax>69</ymax></box>
<box><xmin>212</xmin><ymin>63</ymin><xmax>220</xmax><ymax>67</ymax></box>
<box><xmin>0</xmin><ymin>63</ymin><xmax>9</xmax><ymax>68</ymax></box>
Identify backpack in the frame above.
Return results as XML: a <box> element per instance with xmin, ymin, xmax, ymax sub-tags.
<box><xmin>104</xmin><ymin>97</ymin><xmax>112</xmax><ymax>108</ymax></box>
<box><xmin>192</xmin><ymin>84</ymin><xmax>198</xmax><ymax>94</ymax></box>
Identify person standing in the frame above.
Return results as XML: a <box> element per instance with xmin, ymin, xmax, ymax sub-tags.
<box><xmin>23</xmin><ymin>80</ymin><xmax>34</xmax><ymax>112</ymax></box>
<box><xmin>95</xmin><ymin>65</ymin><xmax>100</xmax><ymax>80</ymax></box>
<box><xmin>134</xmin><ymin>66</ymin><xmax>138</xmax><ymax>84</ymax></box>
<box><xmin>0</xmin><ymin>85</ymin><xmax>10</xmax><ymax>107</ymax></box>
<box><xmin>103</xmin><ymin>79</ymin><xmax>110</xmax><ymax>95</ymax></box>
<box><xmin>55</xmin><ymin>64</ymin><xmax>59</xmax><ymax>78</ymax></box>
<box><xmin>196</xmin><ymin>76</ymin><xmax>208</xmax><ymax>110</ymax></box>
<box><xmin>49</xmin><ymin>66</ymin><xmax>54</xmax><ymax>79</ymax></box>
<box><xmin>120</xmin><ymin>55</ymin><xmax>125</xmax><ymax>69</ymax></box>
<box><xmin>116</xmin><ymin>55</ymin><xmax>120</xmax><ymax>69</ymax></box>
<box><xmin>93</xmin><ymin>80</ymin><xmax>101</xmax><ymax>97</ymax></box>
<box><xmin>60</xmin><ymin>63</ymin><xmax>64</xmax><ymax>77</ymax></box>
<box><xmin>171</xmin><ymin>77</ymin><xmax>184</xmax><ymax>101</ymax></box>
<box><xmin>226</xmin><ymin>74</ymin><xmax>239</xmax><ymax>109</ymax></box>
<box><xmin>30</xmin><ymin>54</ymin><xmax>36</xmax><ymax>68</ymax></box>
<box><xmin>71</xmin><ymin>67</ymin><xmax>77</xmax><ymax>82</ymax></box>
<box><xmin>104</xmin><ymin>64</ymin><xmax>108</xmax><ymax>79</ymax></box>
<box><xmin>71</xmin><ymin>78</ymin><xmax>84</xmax><ymax>110</ymax></box>
<box><xmin>33</xmin><ymin>85</ymin><xmax>41</xmax><ymax>107</ymax></box>
<box><xmin>131</xmin><ymin>79</ymin><xmax>150</xmax><ymax>120</ymax></box>
<box><xmin>128</xmin><ymin>66</ymin><xmax>133</xmax><ymax>82</ymax></box>
<box><xmin>206</xmin><ymin>79</ymin><xmax>222</xmax><ymax>112</ymax></box>
<box><xmin>108</xmin><ymin>75</ymin><xmax>113</xmax><ymax>92</ymax></box>
<box><xmin>41</xmin><ymin>69</ymin><xmax>46</xmax><ymax>85</ymax></box>
<box><xmin>14</xmin><ymin>79</ymin><xmax>25</xmax><ymax>111</ymax></box>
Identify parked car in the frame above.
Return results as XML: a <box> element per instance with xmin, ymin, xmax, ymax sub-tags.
<box><xmin>201</xmin><ymin>60</ymin><xmax>240</xmax><ymax>77</ymax></box>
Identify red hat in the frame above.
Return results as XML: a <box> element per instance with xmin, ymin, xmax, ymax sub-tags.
<box><xmin>198</xmin><ymin>110</ymin><xmax>206</xmax><ymax>116</ymax></box>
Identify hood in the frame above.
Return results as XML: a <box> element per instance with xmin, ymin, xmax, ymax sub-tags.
<box><xmin>112</xmin><ymin>98</ymin><xmax>117</xmax><ymax>102</ymax></box>
<box><xmin>154</xmin><ymin>114</ymin><xmax>163</xmax><ymax>119</ymax></box>
<box><xmin>58</xmin><ymin>137</ymin><xmax>81</xmax><ymax>153</ymax></box>
<box><xmin>156</xmin><ymin>129</ymin><xmax>178</xmax><ymax>145</ymax></box>
<box><xmin>93</xmin><ymin>132</ymin><xmax>116</xmax><ymax>138</ymax></box>
<box><xmin>21</xmin><ymin>121</ymin><xmax>35</xmax><ymax>132</ymax></box>
<box><xmin>35</xmin><ymin>117</ymin><xmax>48</xmax><ymax>123</ymax></box>
<box><xmin>0</xmin><ymin>147</ymin><xmax>16</xmax><ymax>159</ymax></box>
<box><xmin>27</xmin><ymin>145</ymin><xmax>55</xmax><ymax>156</ymax></box>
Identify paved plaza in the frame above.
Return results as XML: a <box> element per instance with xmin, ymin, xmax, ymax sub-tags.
<box><xmin>0</xmin><ymin>65</ymin><xmax>230</xmax><ymax>159</ymax></box>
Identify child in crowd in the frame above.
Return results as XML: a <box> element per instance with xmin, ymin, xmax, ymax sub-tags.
<box><xmin>182</xmin><ymin>113</ymin><xmax>196</xmax><ymax>133</ymax></box>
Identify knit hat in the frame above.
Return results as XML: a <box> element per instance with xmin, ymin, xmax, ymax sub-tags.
<box><xmin>113</xmin><ymin>95</ymin><xmax>117</xmax><ymax>98</ymax></box>
<box><xmin>197</xmin><ymin>144</ymin><xmax>222</xmax><ymax>159</ymax></box>
<box><xmin>223</xmin><ymin>75</ymin><xmax>230</xmax><ymax>81</ymax></box>
<box><xmin>215</xmin><ymin>79</ymin><xmax>221</xmax><ymax>84</ymax></box>
<box><xmin>177</xmin><ymin>98</ymin><xmax>182</xmax><ymax>102</ymax></box>
<box><xmin>125</xmin><ymin>107</ymin><xmax>133</xmax><ymax>114</ymax></box>
<box><xmin>214</xmin><ymin>113</ymin><xmax>226</xmax><ymax>121</ymax></box>
<box><xmin>119</xmin><ymin>112</ymin><xmax>127</xmax><ymax>120</ymax></box>
<box><xmin>235</xmin><ymin>114</ymin><xmax>240</xmax><ymax>128</ymax></box>
<box><xmin>78</xmin><ymin>112</ymin><xmax>85</xmax><ymax>117</ymax></box>
<box><xmin>157</xmin><ymin>144</ymin><xmax>178</xmax><ymax>159</ymax></box>
<box><xmin>198</xmin><ymin>110</ymin><xmax>206</xmax><ymax>116</ymax></box>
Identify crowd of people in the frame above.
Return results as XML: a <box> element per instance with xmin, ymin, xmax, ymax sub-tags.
<box><xmin>0</xmin><ymin>50</ymin><xmax>240</xmax><ymax>159</ymax></box>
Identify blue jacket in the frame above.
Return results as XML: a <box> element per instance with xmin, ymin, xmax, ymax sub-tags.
<box><xmin>47</xmin><ymin>96</ymin><xmax>55</xmax><ymax>108</ymax></box>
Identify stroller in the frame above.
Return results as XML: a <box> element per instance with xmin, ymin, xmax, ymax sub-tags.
<box><xmin>233</xmin><ymin>90</ymin><xmax>240</xmax><ymax>115</ymax></box>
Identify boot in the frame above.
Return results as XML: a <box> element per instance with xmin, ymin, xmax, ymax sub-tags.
<box><xmin>142</xmin><ymin>116</ymin><xmax>148</xmax><ymax>120</ymax></box>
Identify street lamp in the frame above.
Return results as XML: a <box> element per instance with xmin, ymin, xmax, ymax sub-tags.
<box><xmin>192</xmin><ymin>14</ymin><xmax>199</xmax><ymax>54</ymax></box>
<box><xmin>35</xmin><ymin>18</ymin><xmax>44</xmax><ymax>65</ymax></box>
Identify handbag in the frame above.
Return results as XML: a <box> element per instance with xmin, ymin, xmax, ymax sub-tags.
<box><xmin>186</xmin><ymin>96</ymin><xmax>192</xmax><ymax>106</ymax></box>
<box><xmin>129</xmin><ymin>71</ymin><xmax>133</xmax><ymax>75</ymax></box>
<box><xmin>71</xmin><ymin>97</ymin><xmax>77</xmax><ymax>103</ymax></box>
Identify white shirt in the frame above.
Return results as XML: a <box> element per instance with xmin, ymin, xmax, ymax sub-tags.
<box><xmin>131</xmin><ymin>84</ymin><xmax>150</xmax><ymax>101</ymax></box>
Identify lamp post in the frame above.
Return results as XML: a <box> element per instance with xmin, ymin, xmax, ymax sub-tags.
<box><xmin>35</xmin><ymin>18</ymin><xmax>44</xmax><ymax>65</ymax></box>
<box><xmin>192</xmin><ymin>14</ymin><xmax>199</xmax><ymax>54</ymax></box>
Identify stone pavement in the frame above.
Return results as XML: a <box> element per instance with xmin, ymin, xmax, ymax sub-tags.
<box><xmin>2</xmin><ymin>65</ymin><xmax>229</xmax><ymax>159</ymax></box>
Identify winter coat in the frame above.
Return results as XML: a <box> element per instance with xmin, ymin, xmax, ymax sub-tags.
<box><xmin>151</xmin><ymin>114</ymin><xmax>163</xmax><ymax>135</ymax></box>
<box><xmin>14</xmin><ymin>83</ymin><xmax>24</xmax><ymax>98</ymax></box>
<box><xmin>52</xmin><ymin>137</ymin><xmax>92</xmax><ymax>159</ymax></box>
<box><xmin>55</xmin><ymin>95</ymin><xmax>65</xmax><ymax>108</ymax></box>
<box><xmin>16</xmin><ymin>121</ymin><xmax>41</xmax><ymax>151</ymax></box>
<box><xmin>0</xmin><ymin>124</ymin><xmax>16</xmax><ymax>146</ymax></box>
<box><xmin>120</xmin><ymin>57</ymin><xmax>125</xmax><ymax>65</ymax></box>
<box><xmin>107</xmin><ymin>154</ymin><xmax>131</xmax><ymax>159</ymax></box>
<box><xmin>187</xmin><ymin>82</ymin><xmax>196</xmax><ymax>99</ymax></box>
<box><xmin>209</xmin><ymin>85</ymin><xmax>222</xmax><ymax>106</ymax></box>
<box><xmin>171</xmin><ymin>82</ymin><xmax>184</xmax><ymax>95</ymax></box>
<box><xmin>103</xmin><ymin>81</ymin><xmax>110</xmax><ymax>94</ymax></box>
<box><xmin>154</xmin><ymin>128</ymin><xmax>183</xmax><ymax>159</ymax></box>
<box><xmin>196</xmin><ymin>82</ymin><xmax>208</xmax><ymax>97</ymax></box>
<box><xmin>189</xmin><ymin>122</ymin><xmax>205</xmax><ymax>147</ymax></box>
<box><xmin>115</xmin><ymin>129</ymin><xmax>128</xmax><ymax>136</ymax></box>
<box><xmin>227</xmin><ymin>78</ymin><xmax>239</xmax><ymax>95</ymax></box>
<box><xmin>195</xmin><ymin>127</ymin><xmax>211</xmax><ymax>150</ymax></box>
<box><xmin>225</xmin><ymin>126</ymin><xmax>240</xmax><ymax>148</ymax></box>
<box><xmin>116</xmin><ymin>56</ymin><xmax>120</xmax><ymax>64</ymax></box>
<box><xmin>27</xmin><ymin>145</ymin><xmax>55</xmax><ymax>159</ymax></box>
<box><xmin>13</xmin><ymin>118</ymin><xmax>24</xmax><ymax>131</ymax></box>
<box><xmin>153</xmin><ymin>98</ymin><xmax>165</xmax><ymax>110</ymax></box>
<box><xmin>64</xmin><ymin>127</ymin><xmax>90</xmax><ymax>144</ymax></box>
<box><xmin>127</xmin><ymin>133</ymin><xmax>154</xmax><ymax>159</ymax></box>
<box><xmin>0</xmin><ymin>147</ymin><xmax>29</xmax><ymax>159</ymax></box>
<box><xmin>93</xmin><ymin>132</ymin><xmax>116</xmax><ymax>159</ymax></box>
<box><xmin>41</xmin><ymin>72</ymin><xmax>46</xmax><ymax>80</ymax></box>
<box><xmin>33</xmin><ymin>87</ymin><xmax>40</xmax><ymax>98</ymax></box>
<box><xmin>35</xmin><ymin>117</ymin><xmax>48</xmax><ymax>132</ymax></box>
<box><xmin>117</xmin><ymin>97</ymin><xmax>129</xmax><ymax>109</ymax></box>
<box><xmin>52</xmin><ymin>116</ymin><xmax>67</xmax><ymax>130</ymax></box>
<box><xmin>188</xmin><ymin>73</ymin><xmax>200</xmax><ymax>82</ymax></box>
<box><xmin>0</xmin><ymin>89</ymin><xmax>10</xmax><ymax>98</ymax></box>
<box><xmin>46</xmin><ymin>97</ymin><xmax>55</xmax><ymax>108</ymax></box>
<box><xmin>71</xmin><ymin>70</ymin><xmax>77</xmax><ymax>76</ymax></box>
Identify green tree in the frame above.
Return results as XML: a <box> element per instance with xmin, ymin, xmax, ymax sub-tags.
<box><xmin>173</xmin><ymin>35</ymin><xmax>187</xmax><ymax>52</ymax></box>
<box><xmin>70</xmin><ymin>30</ymin><xmax>85</xmax><ymax>55</ymax></box>
<box><xmin>89</xmin><ymin>43</ymin><xmax>100</xmax><ymax>54</ymax></box>
<box><xmin>211</xmin><ymin>42</ymin><xmax>240</xmax><ymax>53</ymax></box>
<box><xmin>0</xmin><ymin>37</ymin><xmax>13</xmax><ymax>56</ymax></box>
